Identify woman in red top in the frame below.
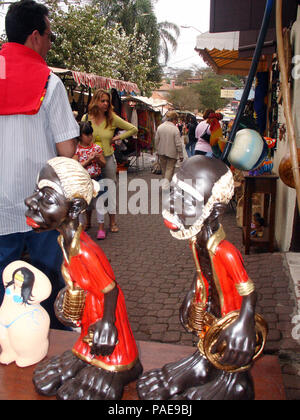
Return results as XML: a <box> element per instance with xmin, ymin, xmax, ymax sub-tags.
<box><xmin>25</xmin><ymin>157</ymin><xmax>142</xmax><ymax>400</ymax></box>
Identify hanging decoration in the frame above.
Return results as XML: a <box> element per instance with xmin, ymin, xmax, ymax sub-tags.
<box><xmin>72</xmin><ymin>71</ymin><xmax>140</xmax><ymax>94</ymax></box>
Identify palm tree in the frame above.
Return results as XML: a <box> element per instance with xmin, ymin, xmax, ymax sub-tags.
<box><xmin>157</xmin><ymin>21</ymin><xmax>180</xmax><ymax>66</ymax></box>
<box><xmin>92</xmin><ymin>0</ymin><xmax>179</xmax><ymax>65</ymax></box>
<box><xmin>92</xmin><ymin>0</ymin><xmax>153</xmax><ymax>33</ymax></box>
<box><xmin>91</xmin><ymin>0</ymin><xmax>162</xmax><ymax>83</ymax></box>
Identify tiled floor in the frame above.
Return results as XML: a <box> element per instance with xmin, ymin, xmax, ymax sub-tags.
<box><xmin>286</xmin><ymin>253</ymin><xmax>300</xmax><ymax>316</ymax></box>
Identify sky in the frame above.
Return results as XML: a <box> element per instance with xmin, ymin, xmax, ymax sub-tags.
<box><xmin>0</xmin><ymin>0</ymin><xmax>211</xmax><ymax>70</ymax></box>
<box><xmin>153</xmin><ymin>0</ymin><xmax>211</xmax><ymax>70</ymax></box>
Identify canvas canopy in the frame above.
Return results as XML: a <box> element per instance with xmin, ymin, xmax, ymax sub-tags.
<box><xmin>122</xmin><ymin>95</ymin><xmax>169</xmax><ymax>111</ymax></box>
<box><xmin>195</xmin><ymin>31</ymin><xmax>270</xmax><ymax>76</ymax></box>
<box><xmin>49</xmin><ymin>67</ymin><xmax>140</xmax><ymax>94</ymax></box>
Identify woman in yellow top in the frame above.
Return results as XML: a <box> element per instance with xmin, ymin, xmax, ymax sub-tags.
<box><xmin>82</xmin><ymin>89</ymin><xmax>138</xmax><ymax>238</ymax></box>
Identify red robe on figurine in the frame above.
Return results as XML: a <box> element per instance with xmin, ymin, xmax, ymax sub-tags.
<box><xmin>58</xmin><ymin>229</ymin><xmax>139</xmax><ymax>371</ymax></box>
<box><xmin>206</xmin><ymin>225</ymin><xmax>253</xmax><ymax>317</ymax></box>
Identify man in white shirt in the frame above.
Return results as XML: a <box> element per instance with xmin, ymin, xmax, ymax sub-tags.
<box><xmin>155</xmin><ymin>111</ymin><xmax>184</xmax><ymax>189</ymax></box>
<box><xmin>0</xmin><ymin>1</ymin><xmax>78</xmax><ymax>328</ymax></box>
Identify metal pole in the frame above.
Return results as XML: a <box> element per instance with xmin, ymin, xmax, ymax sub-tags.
<box><xmin>221</xmin><ymin>0</ymin><xmax>275</xmax><ymax>162</ymax></box>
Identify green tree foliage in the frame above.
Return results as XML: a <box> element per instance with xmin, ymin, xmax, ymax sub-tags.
<box><xmin>175</xmin><ymin>69</ymin><xmax>194</xmax><ymax>86</ymax></box>
<box><xmin>193</xmin><ymin>69</ymin><xmax>240</xmax><ymax>111</ymax></box>
<box><xmin>166</xmin><ymin>68</ymin><xmax>241</xmax><ymax>112</ymax></box>
<box><xmin>92</xmin><ymin>0</ymin><xmax>180</xmax><ymax>69</ymax></box>
<box><xmin>44</xmin><ymin>1</ymin><xmax>156</xmax><ymax>94</ymax></box>
<box><xmin>192</xmin><ymin>77</ymin><xmax>225</xmax><ymax>111</ymax></box>
<box><xmin>167</xmin><ymin>86</ymin><xmax>200</xmax><ymax>112</ymax></box>
<box><xmin>91</xmin><ymin>0</ymin><xmax>161</xmax><ymax>83</ymax></box>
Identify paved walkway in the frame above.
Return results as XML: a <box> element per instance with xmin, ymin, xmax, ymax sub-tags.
<box><xmin>88</xmin><ymin>162</ymin><xmax>300</xmax><ymax>400</ymax></box>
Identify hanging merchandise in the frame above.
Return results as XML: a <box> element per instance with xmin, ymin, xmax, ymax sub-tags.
<box><xmin>85</xmin><ymin>87</ymin><xmax>92</xmax><ymax>115</ymax></box>
<box><xmin>264</xmin><ymin>137</ymin><xmax>276</xmax><ymax>148</ymax></box>
<box><xmin>130</xmin><ymin>108</ymin><xmax>138</xmax><ymax>138</ymax></box>
<box><xmin>268</xmin><ymin>58</ymin><xmax>280</xmax><ymax>145</ymax></box>
<box><xmin>228</xmin><ymin>128</ymin><xmax>269</xmax><ymax>171</ymax></box>
<box><xmin>221</xmin><ymin>0</ymin><xmax>274</xmax><ymax>169</ymax></box>
<box><xmin>49</xmin><ymin>67</ymin><xmax>140</xmax><ymax>120</ymax></box>
<box><xmin>137</xmin><ymin>109</ymin><xmax>152</xmax><ymax>150</ymax></box>
<box><xmin>279</xmin><ymin>148</ymin><xmax>300</xmax><ymax>188</ymax></box>
<box><xmin>207</xmin><ymin>112</ymin><xmax>224</xmax><ymax>158</ymax></box>
<box><xmin>249</xmin><ymin>156</ymin><xmax>274</xmax><ymax>176</ymax></box>
<box><xmin>121</xmin><ymin>101</ymin><xmax>130</xmax><ymax>121</ymax></box>
<box><xmin>254</xmin><ymin>72</ymin><xmax>269</xmax><ymax>135</ymax></box>
<box><xmin>118</xmin><ymin>95</ymin><xmax>164</xmax><ymax>170</ymax></box>
<box><xmin>111</xmin><ymin>88</ymin><xmax>122</xmax><ymax>117</ymax></box>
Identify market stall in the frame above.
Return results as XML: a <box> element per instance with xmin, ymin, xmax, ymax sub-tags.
<box><xmin>49</xmin><ymin>67</ymin><xmax>140</xmax><ymax>120</ymax></box>
<box><xmin>115</xmin><ymin>95</ymin><xmax>166</xmax><ymax>171</ymax></box>
<box><xmin>121</xmin><ymin>95</ymin><xmax>166</xmax><ymax>150</ymax></box>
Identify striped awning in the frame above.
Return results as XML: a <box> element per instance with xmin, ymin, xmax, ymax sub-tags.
<box><xmin>195</xmin><ymin>32</ymin><xmax>270</xmax><ymax>76</ymax></box>
<box><xmin>49</xmin><ymin>67</ymin><xmax>140</xmax><ymax>94</ymax></box>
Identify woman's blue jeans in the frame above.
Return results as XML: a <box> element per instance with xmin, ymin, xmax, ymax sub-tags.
<box><xmin>185</xmin><ymin>141</ymin><xmax>196</xmax><ymax>158</ymax></box>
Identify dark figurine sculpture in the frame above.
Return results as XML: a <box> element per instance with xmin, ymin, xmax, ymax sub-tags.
<box><xmin>137</xmin><ymin>155</ymin><xmax>267</xmax><ymax>400</ymax></box>
<box><xmin>25</xmin><ymin>157</ymin><xmax>142</xmax><ymax>400</ymax></box>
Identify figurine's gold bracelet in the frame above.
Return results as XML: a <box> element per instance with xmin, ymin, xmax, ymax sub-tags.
<box><xmin>235</xmin><ymin>279</ymin><xmax>255</xmax><ymax>296</ymax></box>
<box><xmin>62</xmin><ymin>287</ymin><xmax>86</xmax><ymax>322</ymax></box>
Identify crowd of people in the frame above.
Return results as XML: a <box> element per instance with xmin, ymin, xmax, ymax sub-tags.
<box><xmin>155</xmin><ymin>110</ymin><xmax>224</xmax><ymax>188</ymax></box>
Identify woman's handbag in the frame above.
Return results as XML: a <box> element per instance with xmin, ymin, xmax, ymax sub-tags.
<box><xmin>201</xmin><ymin>126</ymin><xmax>210</xmax><ymax>143</ymax></box>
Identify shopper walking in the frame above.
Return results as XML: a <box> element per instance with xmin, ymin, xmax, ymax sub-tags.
<box><xmin>194</xmin><ymin>109</ymin><xmax>214</xmax><ymax>156</ymax></box>
<box><xmin>185</xmin><ymin>115</ymin><xmax>198</xmax><ymax>157</ymax></box>
<box><xmin>155</xmin><ymin>111</ymin><xmax>184</xmax><ymax>188</ymax></box>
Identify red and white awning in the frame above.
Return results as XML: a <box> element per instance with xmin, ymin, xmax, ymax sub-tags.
<box><xmin>50</xmin><ymin>67</ymin><xmax>140</xmax><ymax>94</ymax></box>
<box><xmin>72</xmin><ymin>71</ymin><xmax>140</xmax><ymax>93</ymax></box>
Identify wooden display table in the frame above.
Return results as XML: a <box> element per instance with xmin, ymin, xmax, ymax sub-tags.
<box><xmin>0</xmin><ymin>329</ymin><xmax>285</xmax><ymax>400</ymax></box>
<box><xmin>242</xmin><ymin>174</ymin><xmax>278</xmax><ymax>254</ymax></box>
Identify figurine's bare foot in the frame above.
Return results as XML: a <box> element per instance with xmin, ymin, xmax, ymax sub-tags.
<box><xmin>137</xmin><ymin>351</ymin><xmax>215</xmax><ymax>400</ymax></box>
<box><xmin>57</xmin><ymin>359</ymin><xmax>143</xmax><ymax>400</ymax></box>
<box><xmin>172</xmin><ymin>371</ymin><xmax>254</xmax><ymax>400</ymax></box>
<box><xmin>33</xmin><ymin>350</ymin><xmax>86</xmax><ymax>396</ymax></box>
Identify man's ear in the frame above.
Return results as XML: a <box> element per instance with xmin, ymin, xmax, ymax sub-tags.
<box><xmin>25</xmin><ymin>30</ymin><xmax>40</xmax><ymax>50</ymax></box>
<box><xmin>69</xmin><ymin>198</ymin><xmax>87</xmax><ymax>220</ymax></box>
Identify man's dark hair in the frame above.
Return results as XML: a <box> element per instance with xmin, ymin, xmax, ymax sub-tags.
<box><xmin>5</xmin><ymin>0</ymin><xmax>49</xmax><ymax>44</ymax></box>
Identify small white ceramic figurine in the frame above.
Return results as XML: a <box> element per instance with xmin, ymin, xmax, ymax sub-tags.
<box><xmin>0</xmin><ymin>260</ymin><xmax>51</xmax><ymax>367</ymax></box>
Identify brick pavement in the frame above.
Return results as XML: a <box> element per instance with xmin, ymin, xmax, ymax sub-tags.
<box><xmin>89</xmin><ymin>167</ymin><xmax>300</xmax><ymax>400</ymax></box>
